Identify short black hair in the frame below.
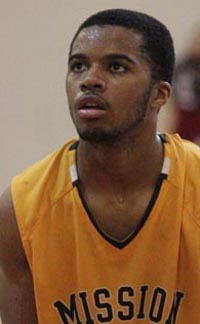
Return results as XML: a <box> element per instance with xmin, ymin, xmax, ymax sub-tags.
<box><xmin>69</xmin><ymin>8</ymin><xmax>175</xmax><ymax>84</ymax></box>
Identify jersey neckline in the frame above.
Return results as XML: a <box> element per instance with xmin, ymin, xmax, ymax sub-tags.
<box><xmin>68</xmin><ymin>134</ymin><xmax>171</xmax><ymax>249</ymax></box>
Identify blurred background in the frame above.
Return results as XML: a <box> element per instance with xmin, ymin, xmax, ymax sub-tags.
<box><xmin>1</xmin><ymin>0</ymin><xmax>200</xmax><ymax>195</ymax></box>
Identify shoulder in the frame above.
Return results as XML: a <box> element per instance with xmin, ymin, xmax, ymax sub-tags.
<box><xmin>163</xmin><ymin>133</ymin><xmax>200</xmax><ymax>192</ymax></box>
<box><xmin>0</xmin><ymin>138</ymin><xmax>77</xmax><ymax>276</ymax></box>
<box><xmin>12</xmin><ymin>138</ymin><xmax>77</xmax><ymax>188</ymax></box>
<box><xmin>10</xmin><ymin>138</ymin><xmax>78</xmax><ymax>250</ymax></box>
<box><xmin>176</xmin><ymin>135</ymin><xmax>200</xmax><ymax>170</ymax></box>
<box><xmin>166</xmin><ymin>134</ymin><xmax>200</xmax><ymax>223</ymax></box>
<box><xmin>165</xmin><ymin>133</ymin><xmax>200</xmax><ymax>162</ymax></box>
<box><xmin>12</xmin><ymin>138</ymin><xmax>77</xmax><ymax>210</ymax></box>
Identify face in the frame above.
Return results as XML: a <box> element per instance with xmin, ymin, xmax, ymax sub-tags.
<box><xmin>66</xmin><ymin>25</ymin><xmax>154</xmax><ymax>144</ymax></box>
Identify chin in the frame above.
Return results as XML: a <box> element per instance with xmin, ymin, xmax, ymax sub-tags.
<box><xmin>78</xmin><ymin>128</ymin><xmax>120</xmax><ymax>144</ymax></box>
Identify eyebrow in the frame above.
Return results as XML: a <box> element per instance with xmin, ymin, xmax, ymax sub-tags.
<box><xmin>68</xmin><ymin>54</ymin><xmax>87</xmax><ymax>64</ymax></box>
<box><xmin>105</xmin><ymin>54</ymin><xmax>137</xmax><ymax>65</ymax></box>
<box><xmin>68</xmin><ymin>53</ymin><xmax>137</xmax><ymax>65</ymax></box>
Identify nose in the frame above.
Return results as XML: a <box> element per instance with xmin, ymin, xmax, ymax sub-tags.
<box><xmin>80</xmin><ymin>66</ymin><xmax>106</xmax><ymax>92</ymax></box>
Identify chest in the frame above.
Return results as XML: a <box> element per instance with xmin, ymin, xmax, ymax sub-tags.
<box><xmin>78</xmin><ymin>182</ymin><xmax>160</xmax><ymax>242</ymax></box>
<box><xmin>34</xmin><ymin>193</ymin><xmax>200</xmax><ymax>324</ymax></box>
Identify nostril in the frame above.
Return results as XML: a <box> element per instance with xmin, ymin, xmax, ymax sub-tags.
<box><xmin>81</xmin><ymin>84</ymin><xmax>88</xmax><ymax>91</ymax></box>
<box><xmin>81</xmin><ymin>81</ymin><xmax>105</xmax><ymax>92</ymax></box>
<box><xmin>94</xmin><ymin>84</ymin><xmax>103</xmax><ymax>89</ymax></box>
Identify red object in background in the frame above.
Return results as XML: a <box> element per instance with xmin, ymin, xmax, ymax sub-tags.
<box><xmin>177</xmin><ymin>109</ymin><xmax>200</xmax><ymax>145</ymax></box>
<box><xmin>173</xmin><ymin>58</ymin><xmax>200</xmax><ymax>145</ymax></box>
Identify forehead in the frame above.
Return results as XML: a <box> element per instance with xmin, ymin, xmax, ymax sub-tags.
<box><xmin>70</xmin><ymin>25</ymin><xmax>144</xmax><ymax>57</ymax></box>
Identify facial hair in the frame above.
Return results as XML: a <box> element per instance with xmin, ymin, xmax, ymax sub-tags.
<box><xmin>71</xmin><ymin>86</ymin><xmax>152</xmax><ymax>145</ymax></box>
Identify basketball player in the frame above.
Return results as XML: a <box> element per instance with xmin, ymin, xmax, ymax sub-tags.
<box><xmin>0</xmin><ymin>9</ymin><xmax>200</xmax><ymax>324</ymax></box>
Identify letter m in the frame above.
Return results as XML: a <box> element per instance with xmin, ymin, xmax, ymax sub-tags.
<box><xmin>54</xmin><ymin>294</ymin><xmax>82</xmax><ymax>324</ymax></box>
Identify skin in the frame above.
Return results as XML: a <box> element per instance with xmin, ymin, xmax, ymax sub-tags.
<box><xmin>0</xmin><ymin>25</ymin><xmax>171</xmax><ymax>322</ymax></box>
<box><xmin>0</xmin><ymin>188</ymin><xmax>38</xmax><ymax>323</ymax></box>
<box><xmin>67</xmin><ymin>27</ymin><xmax>154</xmax><ymax>144</ymax></box>
<box><xmin>67</xmin><ymin>25</ymin><xmax>171</xmax><ymax>240</ymax></box>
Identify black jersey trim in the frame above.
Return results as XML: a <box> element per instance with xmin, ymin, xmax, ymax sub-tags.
<box><xmin>76</xmin><ymin>174</ymin><xmax>165</xmax><ymax>249</ymax></box>
<box><xmin>69</xmin><ymin>134</ymin><xmax>168</xmax><ymax>249</ymax></box>
<box><xmin>69</xmin><ymin>141</ymin><xmax>79</xmax><ymax>151</ymax></box>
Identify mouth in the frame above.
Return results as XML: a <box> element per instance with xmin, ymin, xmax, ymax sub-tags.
<box><xmin>75</xmin><ymin>95</ymin><xmax>108</xmax><ymax>119</ymax></box>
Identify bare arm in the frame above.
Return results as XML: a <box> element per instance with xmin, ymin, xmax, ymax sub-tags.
<box><xmin>0</xmin><ymin>187</ymin><xmax>38</xmax><ymax>323</ymax></box>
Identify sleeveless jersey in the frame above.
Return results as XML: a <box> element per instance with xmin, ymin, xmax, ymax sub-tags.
<box><xmin>11</xmin><ymin>134</ymin><xmax>200</xmax><ymax>324</ymax></box>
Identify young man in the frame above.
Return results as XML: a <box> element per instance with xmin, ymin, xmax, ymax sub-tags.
<box><xmin>0</xmin><ymin>8</ymin><xmax>199</xmax><ymax>324</ymax></box>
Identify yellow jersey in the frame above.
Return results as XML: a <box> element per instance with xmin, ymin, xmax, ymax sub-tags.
<box><xmin>11</xmin><ymin>134</ymin><xmax>200</xmax><ymax>324</ymax></box>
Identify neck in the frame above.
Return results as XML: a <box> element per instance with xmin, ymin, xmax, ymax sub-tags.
<box><xmin>76</xmin><ymin>130</ymin><xmax>164</xmax><ymax>191</ymax></box>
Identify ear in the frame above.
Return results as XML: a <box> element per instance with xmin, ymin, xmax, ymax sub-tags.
<box><xmin>150</xmin><ymin>81</ymin><xmax>172</xmax><ymax>112</ymax></box>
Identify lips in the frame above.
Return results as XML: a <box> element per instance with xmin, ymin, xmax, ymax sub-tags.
<box><xmin>76</xmin><ymin>95</ymin><xmax>107</xmax><ymax>110</ymax></box>
<box><xmin>75</xmin><ymin>95</ymin><xmax>108</xmax><ymax>119</ymax></box>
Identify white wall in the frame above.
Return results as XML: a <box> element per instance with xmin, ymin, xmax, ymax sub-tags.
<box><xmin>1</xmin><ymin>0</ymin><xmax>200</xmax><ymax>194</ymax></box>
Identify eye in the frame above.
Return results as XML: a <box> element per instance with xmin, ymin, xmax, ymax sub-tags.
<box><xmin>109</xmin><ymin>62</ymin><xmax>126</xmax><ymax>73</ymax></box>
<box><xmin>70</xmin><ymin>61</ymin><xmax>87</xmax><ymax>73</ymax></box>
